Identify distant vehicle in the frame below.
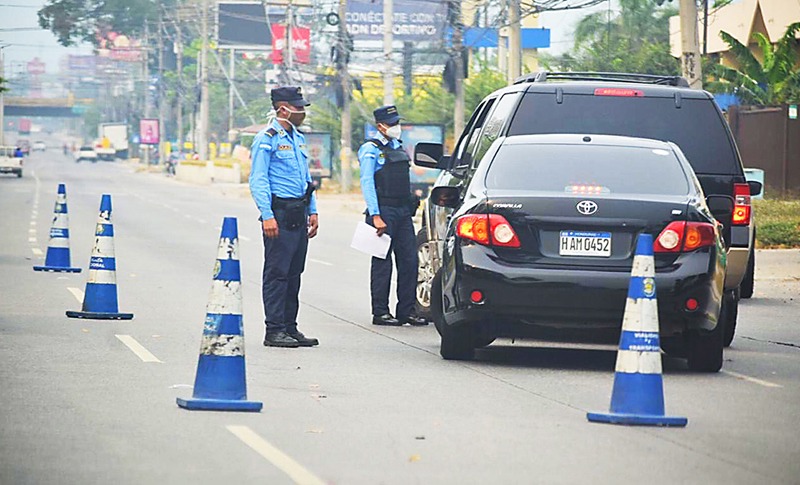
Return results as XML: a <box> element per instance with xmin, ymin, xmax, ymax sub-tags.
<box><xmin>18</xmin><ymin>139</ymin><xmax>30</xmax><ymax>155</ymax></box>
<box><xmin>18</xmin><ymin>118</ymin><xmax>32</xmax><ymax>135</ymax></box>
<box><xmin>98</xmin><ymin>122</ymin><xmax>129</xmax><ymax>160</ymax></box>
<box><xmin>32</xmin><ymin>141</ymin><xmax>46</xmax><ymax>152</ymax></box>
<box><xmin>0</xmin><ymin>145</ymin><xmax>23</xmax><ymax>177</ymax></box>
<box><xmin>75</xmin><ymin>146</ymin><xmax>98</xmax><ymax>163</ymax></box>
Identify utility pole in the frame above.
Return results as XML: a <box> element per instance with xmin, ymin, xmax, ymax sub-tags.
<box><xmin>228</xmin><ymin>49</ymin><xmax>235</xmax><ymax>138</ymax></box>
<box><xmin>198</xmin><ymin>0</ymin><xmax>209</xmax><ymax>160</ymax></box>
<box><xmin>679</xmin><ymin>0</ymin><xmax>703</xmax><ymax>89</ymax></box>
<box><xmin>158</xmin><ymin>5</ymin><xmax>166</xmax><ymax>164</ymax></box>
<box><xmin>338</xmin><ymin>0</ymin><xmax>352</xmax><ymax>192</ymax></box>
<box><xmin>452</xmin><ymin>1</ymin><xmax>465</xmax><ymax>137</ymax></box>
<box><xmin>287</xmin><ymin>0</ymin><xmax>294</xmax><ymax>72</ymax></box>
<box><xmin>175</xmin><ymin>22</ymin><xmax>183</xmax><ymax>152</ymax></box>
<box><xmin>508</xmin><ymin>0</ymin><xmax>521</xmax><ymax>83</ymax></box>
<box><xmin>383</xmin><ymin>0</ymin><xmax>394</xmax><ymax>105</ymax></box>
<box><xmin>0</xmin><ymin>46</ymin><xmax>5</xmax><ymax>146</ymax></box>
<box><xmin>143</xmin><ymin>22</ymin><xmax>151</xmax><ymax>165</ymax></box>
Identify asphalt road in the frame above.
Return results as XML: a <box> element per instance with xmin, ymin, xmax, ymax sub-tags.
<box><xmin>1</xmin><ymin>151</ymin><xmax>799</xmax><ymax>484</ymax></box>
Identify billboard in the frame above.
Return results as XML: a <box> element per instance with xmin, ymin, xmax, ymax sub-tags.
<box><xmin>305</xmin><ymin>132</ymin><xmax>332</xmax><ymax>179</ymax></box>
<box><xmin>346</xmin><ymin>0</ymin><xmax>447</xmax><ymax>41</ymax></box>
<box><xmin>270</xmin><ymin>25</ymin><xmax>311</xmax><ymax>64</ymax></box>
<box><xmin>216</xmin><ymin>1</ymin><xmax>313</xmax><ymax>50</ymax></box>
<box><xmin>363</xmin><ymin>123</ymin><xmax>444</xmax><ymax>188</ymax></box>
<box><xmin>139</xmin><ymin>119</ymin><xmax>160</xmax><ymax>145</ymax></box>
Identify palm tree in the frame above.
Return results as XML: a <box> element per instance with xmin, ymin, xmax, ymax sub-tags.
<box><xmin>707</xmin><ymin>22</ymin><xmax>800</xmax><ymax>105</ymax></box>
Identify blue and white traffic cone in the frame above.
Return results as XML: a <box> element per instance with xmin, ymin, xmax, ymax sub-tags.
<box><xmin>177</xmin><ymin>217</ymin><xmax>262</xmax><ymax>412</ymax></box>
<box><xmin>33</xmin><ymin>183</ymin><xmax>81</xmax><ymax>273</ymax></box>
<box><xmin>66</xmin><ymin>194</ymin><xmax>134</xmax><ymax>320</ymax></box>
<box><xmin>587</xmin><ymin>234</ymin><xmax>687</xmax><ymax>427</ymax></box>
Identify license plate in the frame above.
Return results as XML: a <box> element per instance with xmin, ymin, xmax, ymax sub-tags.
<box><xmin>559</xmin><ymin>230</ymin><xmax>612</xmax><ymax>257</ymax></box>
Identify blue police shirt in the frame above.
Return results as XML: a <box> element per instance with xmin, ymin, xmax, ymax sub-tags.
<box><xmin>249</xmin><ymin>119</ymin><xmax>318</xmax><ymax>221</ymax></box>
<box><xmin>357</xmin><ymin>134</ymin><xmax>402</xmax><ymax>216</ymax></box>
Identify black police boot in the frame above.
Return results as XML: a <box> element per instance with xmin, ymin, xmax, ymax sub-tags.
<box><xmin>287</xmin><ymin>330</ymin><xmax>319</xmax><ymax>347</ymax></box>
<box><xmin>372</xmin><ymin>313</ymin><xmax>402</xmax><ymax>326</ymax></box>
<box><xmin>264</xmin><ymin>331</ymin><xmax>301</xmax><ymax>348</ymax></box>
<box><xmin>403</xmin><ymin>315</ymin><xmax>429</xmax><ymax>326</ymax></box>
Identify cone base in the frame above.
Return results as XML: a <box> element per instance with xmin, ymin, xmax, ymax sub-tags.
<box><xmin>587</xmin><ymin>411</ymin><xmax>688</xmax><ymax>427</ymax></box>
<box><xmin>176</xmin><ymin>397</ymin><xmax>262</xmax><ymax>412</ymax></box>
<box><xmin>66</xmin><ymin>310</ymin><xmax>134</xmax><ymax>320</ymax></box>
<box><xmin>33</xmin><ymin>266</ymin><xmax>82</xmax><ymax>273</ymax></box>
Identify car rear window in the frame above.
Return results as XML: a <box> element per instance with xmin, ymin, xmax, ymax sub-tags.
<box><xmin>507</xmin><ymin>93</ymin><xmax>740</xmax><ymax>175</ymax></box>
<box><xmin>485</xmin><ymin>143</ymin><xmax>690</xmax><ymax>195</ymax></box>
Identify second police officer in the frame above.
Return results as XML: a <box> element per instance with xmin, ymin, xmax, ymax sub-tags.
<box><xmin>358</xmin><ymin>106</ymin><xmax>428</xmax><ymax>327</ymax></box>
<box><xmin>249</xmin><ymin>86</ymin><xmax>320</xmax><ymax>348</ymax></box>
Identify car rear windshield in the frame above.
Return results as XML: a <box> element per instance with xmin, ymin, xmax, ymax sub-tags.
<box><xmin>507</xmin><ymin>93</ymin><xmax>740</xmax><ymax>175</ymax></box>
<box><xmin>485</xmin><ymin>143</ymin><xmax>690</xmax><ymax>195</ymax></box>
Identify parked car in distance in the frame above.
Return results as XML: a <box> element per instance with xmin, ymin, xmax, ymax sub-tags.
<box><xmin>75</xmin><ymin>146</ymin><xmax>98</xmax><ymax>163</ymax></box>
<box><xmin>419</xmin><ymin>134</ymin><xmax>734</xmax><ymax>372</ymax></box>
<box><xmin>32</xmin><ymin>141</ymin><xmax>46</xmax><ymax>151</ymax></box>
<box><xmin>0</xmin><ymin>145</ymin><xmax>23</xmax><ymax>177</ymax></box>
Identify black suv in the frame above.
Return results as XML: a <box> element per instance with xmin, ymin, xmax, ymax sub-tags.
<box><xmin>414</xmin><ymin>72</ymin><xmax>761</xmax><ymax>349</ymax></box>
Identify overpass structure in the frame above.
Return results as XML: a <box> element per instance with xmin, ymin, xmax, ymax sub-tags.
<box><xmin>3</xmin><ymin>97</ymin><xmax>94</xmax><ymax>118</ymax></box>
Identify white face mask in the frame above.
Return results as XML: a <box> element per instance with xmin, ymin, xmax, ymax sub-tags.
<box><xmin>384</xmin><ymin>124</ymin><xmax>402</xmax><ymax>140</ymax></box>
<box><xmin>276</xmin><ymin>106</ymin><xmax>306</xmax><ymax>127</ymax></box>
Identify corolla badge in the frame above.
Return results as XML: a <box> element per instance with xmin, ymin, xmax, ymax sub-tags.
<box><xmin>576</xmin><ymin>200</ymin><xmax>598</xmax><ymax>215</ymax></box>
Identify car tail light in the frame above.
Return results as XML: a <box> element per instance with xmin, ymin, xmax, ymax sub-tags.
<box><xmin>594</xmin><ymin>88</ymin><xmax>644</xmax><ymax>97</ymax></box>
<box><xmin>685</xmin><ymin>298</ymin><xmax>699</xmax><ymax>312</ymax></box>
<box><xmin>470</xmin><ymin>290</ymin><xmax>484</xmax><ymax>304</ymax></box>
<box><xmin>654</xmin><ymin>221</ymin><xmax>716</xmax><ymax>253</ymax></box>
<box><xmin>732</xmin><ymin>183</ymin><xmax>752</xmax><ymax>225</ymax></box>
<box><xmin>456</xmin><ymin>214</ymin><xmax>520</xmax><ymax>248</ymax></box>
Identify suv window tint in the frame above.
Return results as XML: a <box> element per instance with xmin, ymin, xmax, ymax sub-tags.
<box><xmin>472</xmin><ymin>93</ymin><xmax>519</xmax><ymax>166</ymax></box>
<box><xmin>486</xmin><ymin>143</ymin><xmax>690</xmax><ymax>195</ymax></box>
<box><xmin>455</xmin><ymin>98</ymin><xmax>495</xmax><ymax>167</ymax></box>
<box><xmin>507</xmin><ymin>93</ymin><xmax>739</xmax><ymax>175</ymax></box>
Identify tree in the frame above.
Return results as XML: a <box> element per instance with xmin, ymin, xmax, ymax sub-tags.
<box><xmin>707</xmin><ymin>22</ymin><xmax>800</xmax><ymax>105</ymax></box>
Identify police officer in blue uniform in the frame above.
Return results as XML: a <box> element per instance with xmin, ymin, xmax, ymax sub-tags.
<box><xmin>358</xmin><ymin>106</ymin><xmax>428</xmax><ymax>327</ymax></box>
<box><xmin>249</xmin><ymin>86</ymin><xmax>320</xmax><ymax>348</ymax></box>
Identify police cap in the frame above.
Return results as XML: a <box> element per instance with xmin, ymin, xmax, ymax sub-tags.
<box><xmin>373</xmin><ymin>105</ymin><xmax>401</xmax><ymax>125</ymax></box>
<box><xmin>271</xmin><ymin>86</ymin><xmax>310</xmax><ymax>107</ymax></box>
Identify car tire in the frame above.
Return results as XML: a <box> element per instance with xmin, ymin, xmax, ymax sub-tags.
<box><xmin>740</xmin><ymin>246</ymin><xmax>755</xmax><ymax>299</ymax></box>
<box><xmin>722</xmin><ymin>288</ymin><xmax>740</xmax><ymax>348</ymax></box>
<box><xmin>686</xmin><ymin>321</ymin><xmax>724</xmax><ymax>373</ymax></box>
<box><xmin>415</xmin><ymin>228</ymin><xmax>435</xmax><ymax>320</ymax></box>
<box><xmin>431</xmin><ymin>271</ymin><xmax>475</xmax><ymax>360</ymax></box>
<box><xmin>16</xmin><ymin>170</ymin><xmax>22</xmax><ymax>178</ymax></box>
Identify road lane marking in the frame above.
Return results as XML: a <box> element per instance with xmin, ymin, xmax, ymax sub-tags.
<box><xmin>308</xmin><ymin>258</ymin><xmax>333</xmax><ymax>266</ymax></box>
<box><xmin>29</xmin><ymin>228</ymin><xmax>36</xmax><ymax>234</ymax></box>
<box><xmin>240</xmin><ymin>235</ymin><xmax>251</xmax><ymax>242</ymax></box>
<box><xmin>30</xmin><ymin>220</ymin><xmax>36</xmax><ymax>226</ymax></box>
<box><xmin>115</xmin><ymin>335</ymin><xmax>163</xmax><ymax>363</ymax></box>
<box><xmin>28</xmin><ymin>237</ymin><xmax>37</xmax><ymax>243</ymax></box>
<box><xmin>31</xmin><ymin>248</ymin><xmax>43</xmax><ymax>256</ymax></box>
<box><xmin>722</xmin><ymin>370</ymin><xmax>783</xmax><ymax>388</ymax></box>
<box><xmin>226</xmin><ymin>425</ymin><xmax>325</xmax><ymax>485</ymax></box>
<box><xmin>67</xmin><ymin>287</ymin><xmax>84</xmax><ymax>304</ymax></box>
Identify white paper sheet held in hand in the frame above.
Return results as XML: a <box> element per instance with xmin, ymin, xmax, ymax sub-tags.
<box><xmin>351</xmin><ymin>221</ymin><xmax>392</xmax><ymax>259</ymax></box>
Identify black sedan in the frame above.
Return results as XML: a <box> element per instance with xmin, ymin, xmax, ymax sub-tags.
<box><xmin>424</xmin><ymin>134</ymin><xmax>733</xmax><ymax>372</ymax></box>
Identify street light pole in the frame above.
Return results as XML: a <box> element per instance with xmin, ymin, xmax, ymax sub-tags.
<box><xmin>338</xmin><ymin>0</ymin><xmax>352</xmax><ymax>192</ymax></box>
<box><xmin>198</xmin><ymin>0</ymin><xmax>210</xmax><ymax>160</ymax></box>
<box><xmin>383</xmin><ymin>0</ymin><xmax>394</xmax><ymax>105</ymax></box>
<box><xmin>0</xmin><ymin>45</ymin><xmax>5</xmax><ymax>146</ymax></box>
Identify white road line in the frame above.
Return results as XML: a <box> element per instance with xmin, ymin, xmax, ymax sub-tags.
<box><xmin>308</xmin><ymin>258</ymin><xmax>333</xmax><ymax>266</ymax></box>
<box><xmin>30</xmin><ymin>220</ymin><xmax>36</xmax><ymax>226</ymax></box>
<box><xmin>240</xmin><ymin>235</ymin><xmax>251</xmax><ymax>242</ymax></box>
<box><xmin>67</xmin><ymin>287</ymin><xmax>84</xmax><ymax>304</ymax></box>
<box><xmin>28</xmin><ymin>237</ymin><xmax>37</xmax><ymax>243</ymax></box>
<box><xmin>722</xmin><ymin>370</ymin><xmax>783</xmax><ymax>388</ymax></box>
<box><xmin>28</xmin><ymin>228</ymin><xmax>36</xmax><ymax>234</ymax></box>
<box><xmin>226</xmin><ymin>425</ymin><xmax>325</xmax><ymax>485</ymax></box>
<box><xmin>195</xmin><ymin>217</ymin><xmax>208</xmax><ymax>224</ymax></box>
<box><xmin>115</xmin><ymin>335</ymin><xmax>163</xmax><ymax>363</ymax></box>
<box><xmin>31</xmin><ymin>248</ymin><xmax>43</xmax><ymax>256</ymax></box>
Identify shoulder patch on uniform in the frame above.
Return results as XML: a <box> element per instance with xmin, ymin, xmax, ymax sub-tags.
<box><xmin>259</xmin><ymin>143</ymin><xmax>272</xmax><ymax>149</ymax></box>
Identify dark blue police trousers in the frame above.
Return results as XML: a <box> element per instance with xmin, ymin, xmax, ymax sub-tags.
<box><xmin>261</xmin><ymin>208</ymin><xmax>308</xmax><ymax>335</ymax></box>
<box><xmin>367</xmin><ymin>205</ymin><xmax>417</xmax><ymax>320</ymax></box>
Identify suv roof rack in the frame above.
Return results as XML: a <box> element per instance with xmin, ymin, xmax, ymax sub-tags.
<box><xmin>514</xmin><ymin>71</ymin><xmax>690</xmax><ymax>88</ymax></box>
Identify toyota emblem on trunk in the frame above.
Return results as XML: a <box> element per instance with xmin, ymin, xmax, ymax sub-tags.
<box><xmin>576</xmin><ymin>200</ymin><xmax>598</xmax><ymax>215</ymax></box>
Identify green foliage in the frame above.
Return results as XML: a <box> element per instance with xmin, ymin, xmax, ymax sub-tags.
<box><xmin>754</xmin><ymin>199</ymin><xmax>800</xmax><ymax>248</ymax></box>
<box><xmin>0</xmin><ymin>76</ymin><xmax>8</xmax><ymax>93</ymax></box>
<box><xmin>707</xmin><ymin>22</ymin><xmax>800</xmax><ymax>105</ymax></box>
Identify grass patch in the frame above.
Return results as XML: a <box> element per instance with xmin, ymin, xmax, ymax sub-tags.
<box><xmin>754</xmin><ymin>199</ymin><xmax>800</xmax><ymax>248</ymax></box>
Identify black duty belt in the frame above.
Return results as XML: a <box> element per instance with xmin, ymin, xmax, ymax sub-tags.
<box><xmin>272</xmin><ymin>195</ymin><xmax>308</xmax><ymax>209</ymax></box>
<box><xmin>378</xmin><ymin>195</ymin><xmax>410</xmax><ymax>207</ymax></box>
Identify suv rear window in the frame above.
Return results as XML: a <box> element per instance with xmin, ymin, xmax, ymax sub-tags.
<box><xmin>485</xmin><ymin>143</ymin><xmax>690</xmax><ymax>195</ymax></box>
<box><xmin>507</xmin><ymin>93</ymin><xmax>740</xmax><ymax>175</ymax></box>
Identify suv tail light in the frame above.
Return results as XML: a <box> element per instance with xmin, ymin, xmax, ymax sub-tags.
<box><xmin>732</xmin><ymin>183</ymin><xmax>752</xmax><ymax>225</ymax></box>
<box><xmin>456</xmin><ymin>214</ymin><xmax>521</xmax><ymax>248</ymax></box>
<box><xmin>654</xmin><ymin>221</ymin><xmax>716</xmax><ymax>253</ymax></box>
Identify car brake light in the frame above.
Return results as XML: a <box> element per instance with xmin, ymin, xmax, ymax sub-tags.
<box><xmin>594</xmin><ymin>88</ymin><xmax>644</xmax><ymax>97</ymax></box>
<box><xmin>456</xmin><ymin>214</ymin><xmax>520</xmax><ymax>248</ymax></box>
<box><xmin>732</xmin><ymin>183</ymin><xmax>751</xmax><ymax>225</ymax></box>
<box><xmin>654</xmin><ymin>221</ymin><xmax>716</xmax><ymax>253</ymax></box>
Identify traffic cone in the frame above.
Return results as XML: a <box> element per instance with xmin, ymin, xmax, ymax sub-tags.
<box><xmin>587</xmin><ymin>234</ymin><xmax>687</xmax><ymax>427</ymax></box>
<box><xmin>177</xmin><ymin>217</ymin><xmax>262</xmax><ymax>412</ymax></box>
<box><xmin>33</xmin><ymin>183</ymin><xmax>82</xmax><ymax>273</ymax></box>
<box><xmin>66</xmin><ymin>194</ymin><xmax>134</xmax><ymax>320</ymax></box>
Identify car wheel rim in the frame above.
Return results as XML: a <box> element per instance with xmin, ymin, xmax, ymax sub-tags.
<box><xmin>416</xmin><ymin>241</ymin><xmax>434</xmax><ymax>308</ymax></box>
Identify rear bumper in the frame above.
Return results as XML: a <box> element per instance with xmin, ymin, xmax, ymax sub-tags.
<box><xmin>724</xmin><ymin>246</ymin><xmax>750</xmax><ymax>290</ymax></box>
<box><xmin>0</xmin><ymin>166</ymin><xmax>21</xmax><ymax>173</ymax></box>
<box><xmin>442</xmin><ymin>244</ymin><xmax>725</xmax><ymax>338</ymax></box>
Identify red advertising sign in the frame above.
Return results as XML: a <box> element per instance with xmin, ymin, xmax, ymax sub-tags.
<box><xmin>270</xmin><ymin>25</ymin><xmax>311</xmax><ymax>64</ymax></box>
<box><xmin>27</xmin><ymin>57</ymin><xmax>46</xmax><ymax>75</ymax></box>
<box><xmin>139</xmin><ymin>119</ymin><xmax>160</xmax><ymax>145</ymax></box>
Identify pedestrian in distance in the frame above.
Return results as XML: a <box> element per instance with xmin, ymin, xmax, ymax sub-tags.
<box><xmin>357</xmin><ymin>105</ymin><xmax>428</xmax><ymax>327</ymax></box>
<box><xmin>249</xmin><ymin>86</ymin><xmax>320</xmax><ymax>348</ymax></box>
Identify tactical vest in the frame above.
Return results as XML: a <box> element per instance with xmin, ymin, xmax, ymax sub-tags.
<box><xmin>369</xmin><ymin>139</ymin><xmax>411</xmax><ymax>207</ymax></box>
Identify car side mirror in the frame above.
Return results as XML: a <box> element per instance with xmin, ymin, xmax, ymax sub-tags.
<box><xmin>414</xmin><ymin>142</ymin><xmax>444</xmax><ymax>169</ymax></box>
<box><xmin>429</xmin><ymin>186</ymin><xmax>461</xmax><ymax>208</ymax></box>
<box><xmin>706</xmin><ymin>195</ymin><xmax>734</xmax><ymax>219</ymax></box>
<box><xmin>748</xmin><ymin>180</ymin><xmax>762</xmax><ymax>197</ymax></box>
